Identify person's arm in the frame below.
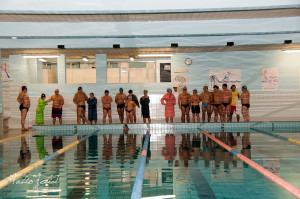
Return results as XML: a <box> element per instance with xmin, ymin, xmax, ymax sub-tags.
<box><xmin>84</xmin><ymin>93</ymin><xmax>88</xmax><ymax>101</ymax></box>
<box><xmin>101</xmin><ymin>97</ymin><xmax>105</xmax><ymax>104</ymax></box>
<box><xmin>178</xmin><ymin>94</ymin><xmax>181</xmax><ymax>108</ymax></box>
<box><xmin>44</xmin><ymin>96</ymin><xmax>53</xmax><ymax>103</ymax></box>
<box><xmin>17</xmin><ymin>93</ymin><xmax>23</xmax><ymax>104</ymax></box>
<box><xmin>160</xmin><ymin>95</ymin><xmax>165</xmax><ymax>105</ymax></box>
<box><xmin>229</xmin><ymin>91</ymin><xmax>232</xmax><ymax>104</ymax></box>
<box><xmin>109</xmin><ymin>96</ymin><xmax>113</xmax><ymax>103</ymax></box>
<box><xmin>61</xmin><ymin>96</ymin><xmax>64</xmax><ymax>107</ymax></box>
<box><xmin>173</xmin><ymin>95</ymin><xmax>176</xmax><ymax>105</ymax></box>
<box><xmin>115</xmin><ymin>95</ymin><xmax>118</xmax><ymax>104</ymax></box>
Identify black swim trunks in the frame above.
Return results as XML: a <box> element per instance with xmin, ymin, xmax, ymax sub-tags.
<box><xmin>103</xmin><ymin>108</ymin><xmax>111</xmax><ymax>112</ymax></box>
<box><xmin>242</xmin><ymin>104</ymin><xmax>250</xmax><ymax>109</ymax></box>
<box><xmin>19</xmin><ymin>104</ymin><xmax>29</xmax><ymax>111</ymax></box>
<box><xmin>126</xmin><ymin>110</ymin><xmax>133</xmax><ymax>113</ymax></box>
<box><xmin>222</xmin><ymin>102</ymin><xmax>230</xmax><ymax>107</ymax></box>
<box><xmin>78</xmin><ymin>105</ymin><xmax>86</xmax><ymax>110</ymax></box>
<box><xmin>117</xmin><ymin>103</ymin><xmax>125</xmax><ymax>109</ymax></box>
<box><xmin>214</xmin><ymin>104</ymin><xmax>221</xmax><ymax>108</ymax></box>
<box><xmin>191</xmin><ymin>105</ymin><xmax>200</xmax><ymax>114</ymax></box>
<box><xmin>181</xmin><ymin>104</ymin><xmax>189</xmax><ymax>109</ymax></box>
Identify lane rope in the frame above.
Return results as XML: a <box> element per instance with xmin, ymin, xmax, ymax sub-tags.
<box><xmin>131</xmin><ymin>129</ymin><xmax>150</xmax><ymax>199</ymax></box>
<box><xmin>199</xmin><ymin>128</ymin><xmax>300</xmax><ymax>199</ymax></box>
<box><xmin>0</xmin><ymin>130</ymin><xmax>99</xmax><ymax>189</ymax></box>
<box><xmin>251</xmin><ymin>128</ymin><xmax>300</xmax><ymax>146</ymax></box>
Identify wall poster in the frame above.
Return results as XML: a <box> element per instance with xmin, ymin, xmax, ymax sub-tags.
<box><xmin>261</xmin><ymin>68</ymin><xmax>278</xmax><ymax>91</ymax></box>
<box><xmin>172</xmin><ymin>72</ymin><xmax>188</xmax><ymax>92</ymax></box>
<box><xmin>1</xmin><ymin>61</ymin><xmax>10</xmax><ymax>82</ymax></box>
<box><xmin>209</xmin><ymin>69</ymin><xmax>241</xmax><ymax>91</ymax></box>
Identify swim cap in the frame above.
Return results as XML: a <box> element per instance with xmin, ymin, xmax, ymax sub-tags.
<box><xmin>90</xmin><ymin>92</ymin><xmax>94</xmax><ymax>96</ymax></box>
<box><xmin>41</xmin><ymin>93</ymin><xmax>46</xmax><ymax>98</ymax></box>
<box><xmin>193</xmin><ymin>89</ymin><xmax>197</xmax><ymax>93</ymax></box>
<box><xmin>119</xmin><ymin>88</ymin><xmax>123</xmax><ymax>92</ymax></box>
<box><xmin>78</xmin><ymin>87</ymin><xmax>82</xmax><ymax>91</ymax></box>
<box><xmin>144</xmin><ymin>90</ymin><xmax>148</xmax><ymax>93</ymax></box>
<box><xmin>242</xmin><ymin>85</ymin><xmax>247</xmax><ymax>90</ymax></box>
<box><xmin>167</xmin><ymin>88</ymin><xmax>171</xmax><ymax>92</ymax></box>
<box><xmin>128</xmin><ymin>89</ymin><xmax>133</xmax><ymax>94</ymax></box>
<box><xmin>105</xmin><ymin>90</ymin><xmax>109</xmax><ymax>93</ymax></box>
<box><xmin>183</xmin><ymin>86</ymin><xmax>187</xmax><ymax>90</ymax></box>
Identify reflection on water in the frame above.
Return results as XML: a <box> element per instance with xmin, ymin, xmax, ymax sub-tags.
<box><xmin>1</xmin><ymin>132</ymin><xmax>299</xmax><ymax>199</ymax></box>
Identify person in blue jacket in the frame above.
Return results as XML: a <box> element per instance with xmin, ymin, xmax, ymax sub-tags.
<box><xmin>87</xmin><ymin>93</ymin><xmax>97</xmax><ymax>124</ymax></box>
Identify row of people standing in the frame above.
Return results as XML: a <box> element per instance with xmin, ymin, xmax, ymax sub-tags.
<box><xmin>160</xmin><ymin>84</ymin><xmax>250</xmax><ymax>123</ymax></box>
<box><xmin>17</xmin><ymin>84</ymin><xmax>249</xmax><ymax>129</ymax></box>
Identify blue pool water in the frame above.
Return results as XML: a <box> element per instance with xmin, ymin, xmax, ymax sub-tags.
<box><xmin>0</xmin><ymin>127</ymin><xmax>300</xmax><ymax>198</ymax></box>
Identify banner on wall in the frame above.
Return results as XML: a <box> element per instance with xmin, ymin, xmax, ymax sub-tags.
<box><xmin>209</xmin><ymin>69</ymin><xmax>241</xmax><ymax>91</ymax></box>
<box><xmin>171</xmin><ymin>73</ymin><xmax>188</xmax><ymax>92</ymax></box>
<box><xmin>0</xmin><ymin>61</ymin><xmax>10</xmax><ymax>82</ymax></box>
<box><xmin>261</xmin><ymin>68</ymin><xmax>278</xmax><ymax>91</ymax></box>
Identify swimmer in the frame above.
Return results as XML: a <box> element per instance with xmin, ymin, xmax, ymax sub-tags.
<box><xmin>190</xmin><ymin>89</ymin><xmax>200</xmax><ymax>123</ymax></box>
<box><xmin>45</xmin><ymin>89</ymin><xmax>64</xmax><ymax>125</ymax></box>
<box><xmin>230</xmin><ymin>85</ymin><xmax>240</xmax><ymax>122</ymax></box>
<box><xmin>125</xmin><ymin>96</ymin><xmax>136</xmax><ymax>124</ymax></box>
<box><xmin>178</xmin><ymin>87</ymin><xmax>191</xmax><ymax>123</ymax></box>
<box><xmin>101</xmin><ymin>90</ymin><xmax>113</xmax><ymax>124</ymax></box>
<box><xmin>200</xmin><ymin>86</ymin><xmax>213</xmax><ymax>122</ymax></box>
<box><xmin>115</xmin><ymin>88</ymin><xmax>127</xmax><ymax>123</ymax></box>
<box><xmin>212</xmin><ymin>85</ymin><xmax>222</xmax><ymax>122</ymax></box>
<box><xmin>17</xmin><ymin>86</ymin><xmax>30</xmax><ymax>131</ymax></box>
<box><xmin>140</xmin><ymin>90</ymin><xmax>151</xmax><ymax>123</ymax></box>
<box><xmin>221</xmin><ymin>84</ymin><xmax>232</xmax><ymax>122</ymax></box>
<box><xmin>73</xmin><ymin>87</ymin><xmax>90</xmax><ymax>124</ymax></box>
<box><xmin>240</xmin><ymin>85</ymin><xmax>250</xmax><ymax>122</ymax></box>
<box><xmin>127</xmin><ymin>90</ymin><xmax>139</xmax><ymax>123</ymax></box>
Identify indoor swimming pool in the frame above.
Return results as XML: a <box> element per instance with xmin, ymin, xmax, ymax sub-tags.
<box><xmin>0</xmin><ymin>123</ymin><xmax>300</xmax><ymax>199</ymax></box>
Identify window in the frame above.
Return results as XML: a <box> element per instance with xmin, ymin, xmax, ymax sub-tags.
<box><xmin>107</xmin><ymin>61</ymin><xmax>156</xmax><ymax>83</ymax></box>
<box><xmin>66</xmin><ymin>60</ymin><xmax>96</xmax><ymax>84</ymax></box>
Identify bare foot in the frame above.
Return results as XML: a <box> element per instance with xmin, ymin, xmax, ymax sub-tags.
<box><xmin>22</xmin><ymin>128</ymin><xmax>29</xmax><ymax>131</ymax></box>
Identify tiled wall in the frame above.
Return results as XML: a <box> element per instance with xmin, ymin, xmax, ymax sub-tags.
<box><xmin>2</xmin><ymin>50</ymin><xmax>300</xmax><ymax>128</ymax></box>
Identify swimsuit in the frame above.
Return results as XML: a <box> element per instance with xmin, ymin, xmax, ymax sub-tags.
<box><xmin>103</xmin><ymin>107</ymin><xmax>111</xmax><ymax>112</ymax></box>
<box><xmin>140</xmin><ymin>97</ymin><xmax>150</xmax><ymax>118</ymax></box>
<box><xmin>191</xmin><ymin>105</ymin><xmax>200</xmax><ymax>114</ymax></box>
<box><xmin>181</xmin><ymin>104</ymin><xmax>189</xmax><ymax>109</ymax></box>
<box><xmin>52</xmin><ymin>107</ymin><xmax>62</xmax><ymax>118</ymax></box>
<box><xmin>202</xmin><ymin>104</ymin><xmax>209</xmax><ymax>108</ymax></box>
<box><xmin>222</xmin><ymin>102</ymin><xmax>230</xmax><ymax>107</ymax></box>
<box><xmin>214</xmin><ymin>104</ymin><xmax>221</xmax><ymax>108</ymax></box>
<box><xmin>19</xmin><ymin>104</ymin><xmax>29</xmax><ymax>111</ymax></box>
<box><xmin>117</xmin><ymin>103</ymin><xmax>125</xmax><ymax>109</ymax></box>
<box><xmin>230</xmin><ymin>105</ymin><xmax>236</xmax><ymax>113</ymax></box>
<box><xmin>126</xmin><ymin>110</ymin><xmax>133</xmax><ymax>113</ymax></box>
<box><xmin>78</xmin><ymin>105</ymin><xmax>86</xmax><ymax>110</ymax></box>
<box><xmin>242</xmin><ymin>104</ymin><xmax>250</xmax><ymax>109</ymax></box>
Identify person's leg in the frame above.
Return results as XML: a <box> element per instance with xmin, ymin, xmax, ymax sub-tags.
<box><xmin>208</xmin><ymin>105</ymin><xmax>212</xmax><ymax>122</ymax></box>
<box><xmin>165</xmin><ymin>117</ymin><xmax>169</xmax><ymax>123</ymax></box>
<box><xmin>196</xmin><ymin>113</ymin><xmax>200</xmax><ymax>123</ymax></box>
<box><xmin>52</xmin><ymin>117</ymin><xmax>56</xmax><ymax>125</ymax></box>
<box><xmin>218</xmin><ymin>105</ymin><xmax>223</xmax><ymax>122</ymax></box>
<box><xmin>202</xmin><ymin>106</ymin><xmax>206</xmax><ymax>123</ymax></box>
<box><xmin>59</xmin><ymin>117</ymin><xmax>62</xmax><ymax>125</ymax></box>
<box><xmin>237</xmin><ymin>114</ymin><xmax>240</xmax><ymax>122</ymax></box>
<box><xmin>77</xmin><ymin>107</ymin><xmax>81</xmax><ymax>124</ymax></box>
<box><xmin>214</xmin><ymin>106</ymin><xmax>218</xmax><ymax>122</ymax></box>
<box><xmin>192</xmin><ymin>113</ymin><xmax>195</xmax><ymax>123</ymax></box>
<box><xmin>226</xmin><ymin>105</ymin><xmax>231</xmax><ymax>122</ymax></box>
<box><xmin>229</xmin><ymin>111</ymin><xmax>233</xmax><ymax>122</ymax></box>
<box><xmin>181</xmin><ymin>107</ymin><xmax>185</xmax><ymax>123</ymax></box>
<box><xmin>120</xmin><ymin>108</ymin><xmax>125</xmax><ymax>123</ymax></box>
<box><xmin>117</xmin><ymin>108</ymin><xmax>122</xmax><ymax>123</ymax></box>
<box><xmin>108</xmin><ymin>109</ymin><xmax>112</xmax><ymax>124</ymax></box>
<box><xmin>242</xmin><ymin>106</ymin><xmax>249</xmax><ymax>122</ymax></box>
<box><xmin>170</xmin><ymin>117</ymin><xmax>173</xmax><ymax>123</ymax></box>
<box><xmin>143</xmin><ymin>117</ymin><xmax>146</xmax><ymax>123</ymax></box>
<box><xmin>80</xmin><ymin>108</ymin><xmax>90</xmax><ymax>124</ymax></box>
<box><xmin>186</xmin><ymin>107</ymin><xmax>190</xmax><ymax>123</ymax></box>
<box><xmin>126</xmin><ymin>112</ymin><xmax>130</xmax><ymax>124</ymax></box>
<box><xmin>221</xmin><ymin>105</ymin><xmax>225</xmax><ymax>122</ymax></box>
<box><xmin>21</xmin><ymin>109</ymin><xmax>28</xmax><ymax>130</ymax></box>
<box><xmin>133</xmin><ymin>109</ymin><xmax>136</xmax><ymax>123</ymax></box>
<box><xmin>148</xmin><ymin>117</ymin><xmax>151</xmax><ymax>123</ymax></box>
<box><xmin>103</xmin><ymin>109</ymin><xmax>107</xmax><ymax>124</ymax></box>
<box><xmin>129</xmin><ymin>112</ymin><xmax>134</xmax><ymax>124</ymax></box>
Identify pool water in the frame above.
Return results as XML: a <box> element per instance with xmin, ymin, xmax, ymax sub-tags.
<box><xmin>1</xmin><ymin>131</ymin><xmax>300</xmax><ymax>199</ymax></box>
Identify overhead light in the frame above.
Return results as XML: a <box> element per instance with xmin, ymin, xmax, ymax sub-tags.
<box><xmin>38</xmin><ymin>58</ymin><xmax>46</xmax><ymax>62</ymax></box>
<box><xmin>282</xmin><ymin>50</ymin><xmax>300</xmax><ymax>53</ymax></box>
<box><xmin>23</xmin><ymin>55</ymin><xmax>60</xmax><ymax>58</ymax></box>
<box><xmin>138</xmin><ymin>54</ymin><xmax>173</xmax><ymax>57</ymax></box>
<box><xmin>82</xmin><ymin>57</ymin><xmax>88</xmax><ymax>62</ymax></box>
<box><xmin>11</xmin><ymin>36</ymin><xmax>18</xmax><ymax>40</ymax></box>
<box><xmin>129</xmin><ymin>57</ymin><xmax>134</xmax><ymax>61</ymax></box>
<box><xmin>141</xmin><ymin>195</ymin><xmax>176</xmax><ymax>199</ymax></box>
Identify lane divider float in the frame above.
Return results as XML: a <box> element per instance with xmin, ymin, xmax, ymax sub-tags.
<box><xmin>0</xmin><ymin>130</ymin><xmax>99</xmax><ymax>189</ymax></box>
<box><xmin>200</xmin><ymin>128</ymin><xmax>300</xmax><ymax>199</ymax></box>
